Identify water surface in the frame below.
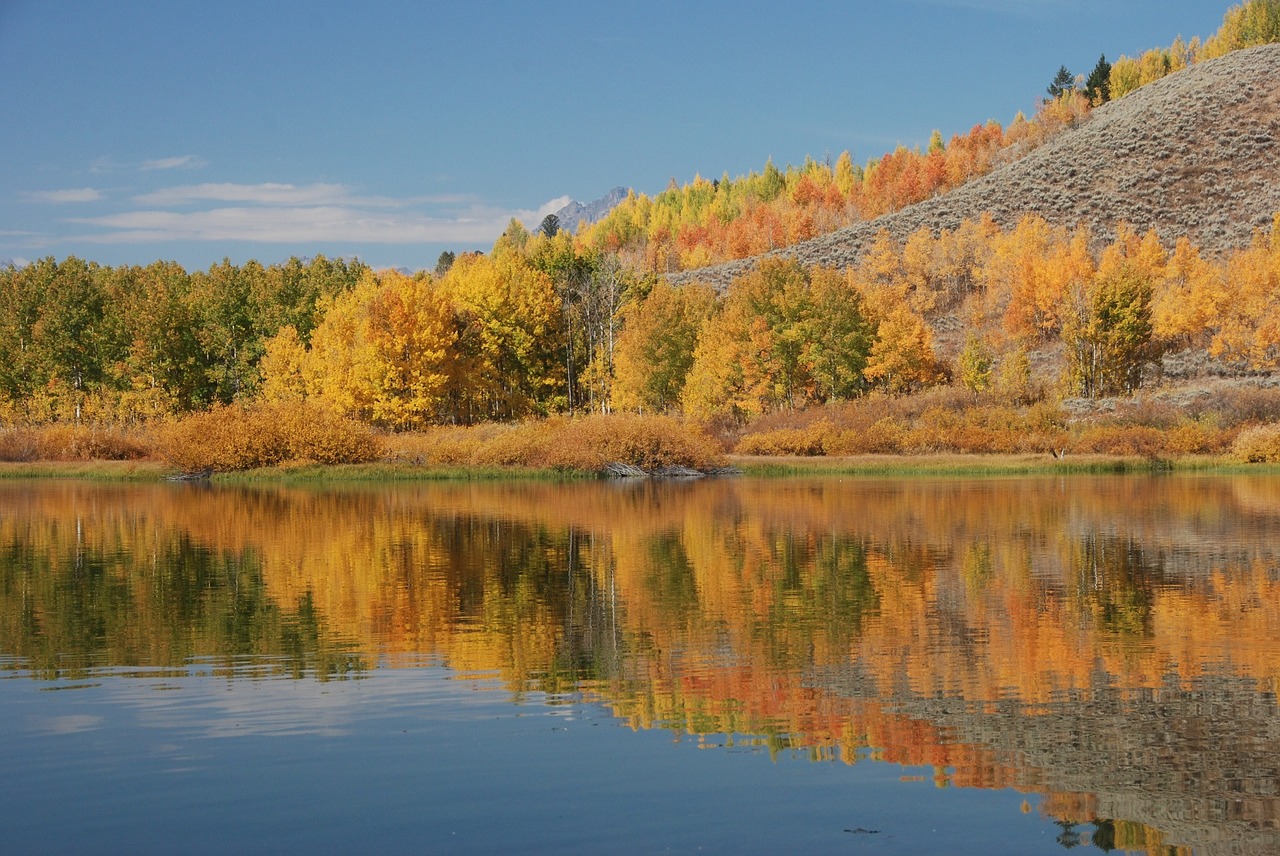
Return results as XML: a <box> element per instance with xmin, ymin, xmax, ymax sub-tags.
<box><xmin>1</xmin><ymin>475</ymin><xmax>1277</xmax><ymax>854</ymax></box>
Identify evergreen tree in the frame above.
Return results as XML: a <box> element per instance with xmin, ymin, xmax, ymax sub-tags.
<box><xmin>1085</xmin><ymin>54</ymin><xmax>1112</xmax><ymax>104</ymax></box>
<box><xmin>434</xmin><ymin>251</ymin><xmax>456</xmax><ymax>277</ymax></box>
<box><xmin>1047</xmin><ymin>65</ymin><xmax>1075</xmax><ymax>99</ymax></box>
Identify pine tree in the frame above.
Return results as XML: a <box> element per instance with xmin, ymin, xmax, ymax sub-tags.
<box><xmin>1084</xmin><ymin>54</ymin><xmax>1112</xmax><ymax>104</ymax></box>
<box><xmin>1047</xmin><ymin>65</ymin><xmax>1075</xmax><ymax>99</ymax></box>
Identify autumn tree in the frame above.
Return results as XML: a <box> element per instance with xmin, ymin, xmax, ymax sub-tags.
<box><xmin>611</xmin><ymin>279</ymin><xmax>716</xmax><ymax>413</ymax></box>
<box><xmin>1208</xmin><ymin>214</ymin><xmax>1280</xmax><ymax>368</ymax></box>
<box><xmin>957</xmin><ymin>334</ymin><xmax>994</xmax><ymax>392</ymax></box>
<box><xmin>1061</xmin><ymin>268</ymin><xmax>1158</xmax><ymax>398</ymax></box>
<box><xmin>803</xmin><ymin>268</ymin><xmax>875</xmax><ymax>400</ymax></box>
<box><xmin>440</xmin><ymin>248</ymin><xmax>564</xmax><ymax>421</ymax></box>
<box><xmin>300</xmin><ymin>269</ymin><xmax>458</xmax><ymax>429</ymax></box>
<box><xmin>683</xmin><ymin>260</ymin><xmax>876</xmax><ymax>419</ymax></box>
<box><xmin>863</xmin><ymin>308</ymin><xmax>944</xmax><ymax>395</ymax></box>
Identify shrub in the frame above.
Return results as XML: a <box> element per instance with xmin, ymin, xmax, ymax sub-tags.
<box><xmin>1232</xmin><ymin>423</ymin><xmax>1280</xmax><ymax>463</ymax></box>
<box><xmin>157</xmin><ymin>402</ymin><xmax>382</xmax><ymax>472</ymax></box>
<box><xmin>1070</xmin><ymin>424</ymin><xmax>1168</xmax><ymax>457</ymax></box>
<box><xmin>382</xmin><ymin>414</ymin><xmax>724</xmax><ymax>473</ymax></box>
<box><xmin>824</xmin><ymin>417</ymin><xmax>906</xmax><ymax>455</ymax></box>
<box><xmin>735</xmin><ymin>421</ymin><xmax>832</xmax><ymax>456</ymax></box>
<box><xmin>547</xmin><ymin>414</ymin><xmax>725</xmax><ymax>471</ymax></box>
<box><xmin>0</xmin><ymin>428</ymin><xmax>39</xmax><ymax>462</ymax></box>
<box><xmin>0</xmin><ymin>424</ymin><xmax>152</xmax><ymax>462</ymax></box>
<box><xmin>1215</xmin><ymin>387</ymin><xmax>1280</xmax><ymax>428</ymax></box>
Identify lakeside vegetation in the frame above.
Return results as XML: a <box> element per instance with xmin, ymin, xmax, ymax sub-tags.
<box><xmin>2</xmin><ymin>2</ymin><xmax>1279</xmax><ymax>476</ymax></box>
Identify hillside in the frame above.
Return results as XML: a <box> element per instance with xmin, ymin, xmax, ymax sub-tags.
<box><xmin>670</xmin><ymin>44</ymin><xmax>1280</xmax><ymax>290</ymax></box>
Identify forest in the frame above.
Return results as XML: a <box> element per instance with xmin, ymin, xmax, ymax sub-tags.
<box><xmin>2</xmin><ymin>0</ymin><xmax>1280</xmax><ymax>470</ymax></box>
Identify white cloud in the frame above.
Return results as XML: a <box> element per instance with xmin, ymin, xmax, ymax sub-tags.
<box><xmin>536</xmin><ymin>195</ymin><xmax>573</xmax><ymax>218</ymax></box>
<box><xmin>134</xmin><ymin>182</ymin><xmax>354</xmax><ymax>206</ymax></box>
<box><xmin>68</xmin><ymin>195</ymin><xmax>573</xmax><ymax>245</ymax></box>
<box><xmin>90</xmin><ymin>156</ymin><xmax>126</xmax><ymax>174</ymax></box>
<box><xmin>22</xmin><ymin>188</ymin><xmax>103</xmax><ymax>203</ymax></box>
<box><xmin>141</xmin><ymin>154</ymin><xmax>208</xmax><ymax>171</ymax></box>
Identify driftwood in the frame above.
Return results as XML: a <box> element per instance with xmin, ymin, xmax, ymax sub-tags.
<box><xmin>602</xmin><ymin>462</ymin><xmax>742</xmax><ymax>479</ymax></box>
<box><xmin>165</xmin><ymin>468</ymin><xmax>212</xmax><ymax>482</ymax></box>
<box><xmin>602</xmin><ymin>462</ymin><xmax>647</xmax><ymax>478</ymax></box>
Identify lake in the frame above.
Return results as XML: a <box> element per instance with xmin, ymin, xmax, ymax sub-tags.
<box><xmin>1</xmin><ymin>474</ymin><xmax>1277</xmax><ymax>854</ymax></box>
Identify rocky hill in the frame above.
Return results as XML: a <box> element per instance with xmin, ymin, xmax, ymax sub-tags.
<box><xmin>670</xmin><ymin>44</ymin><xmax>1280</xmax><ymax>290</ymax></box>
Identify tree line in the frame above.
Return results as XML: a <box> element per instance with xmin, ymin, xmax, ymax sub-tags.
<box><xmin>4</xmin><ymin>212</ymin><xmax>1278</xmax><ymax>430</ymax></box>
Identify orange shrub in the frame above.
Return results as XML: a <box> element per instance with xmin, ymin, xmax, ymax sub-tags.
<box><xmin>1069</xmin><ymin>425</ymin><xmax>1168</xmax><ymax>457</ymax></box>
<box><xmin>735</xmin><ymin>421</ymin><xmax>832</xmax><ymax>456</ymax></box>
<box><xmin>0</xmin><ymin>424</ymin><xmax>153</xmax><ymax>462</ymax></box>
<box><xmin>545</xmin><ymin>414</ymin><xmax>725</xmax><ymax>471</ymax></box>
<box><xmin>824</xmin><ymin>417</ymin><xmax>907</xmax><ymax>455</ymax></box>
<box><xmin>1232</xmin><ymin>423</ymin><xmax>1280</xmax><ymax>463</ymax></box>
<box><xmin>157</xmin><ymin>402</ymin><xmax>382</xmax><ymax>472</ymax></box>
<box><xmin>0</xmin><ymin>428</ymin><xmax>40</xmax><ymax>462</ymax></box>
<box><xmin>382</xmin><ymin>414</ymin><xmax>724</xmax><ymax>473</ymax></box>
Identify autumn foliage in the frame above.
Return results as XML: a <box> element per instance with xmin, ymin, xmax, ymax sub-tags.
<box><xmin>156</xmin><ymin>401</ymin><xmax>383</xmax><ymax>472</ymax></box>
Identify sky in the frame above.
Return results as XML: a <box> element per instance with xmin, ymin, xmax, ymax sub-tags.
<box><xmin>0</xmin><ymin>0</ymin><xmax>1230</xmax><ymax>273</ymax></box>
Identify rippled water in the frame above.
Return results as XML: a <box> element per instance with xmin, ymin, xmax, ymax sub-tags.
<box><xmin>1</xmin><ymin>475</ymin><xmax>1278</xmax><ymax>854</ymax></box>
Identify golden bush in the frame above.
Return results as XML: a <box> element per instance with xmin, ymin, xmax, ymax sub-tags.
<box><xmin>1069</xmin><ymin>424</ymin><xmax>1168</xmax><ymax>457</ymax></box>
<box><xmin>0</xmin><ymin>424</ymin><xmax>153</xmax><ymax>462</ymax></box>
<box><xmin>157</xmin><ymin>402</ymin><xmax>381</xmax><ymax>472</ymax></box>
<box><xmin>381</xmin><ymin>414</ymin><xmax>723</xmax><ymax>473</ymax></box>
<box><xmin>1232</xmin><ymin>423</ymin><xmax>1280</xmax><ymax>463</ymax></box>
<box><xmin>0</xmin><ymin>428</ymin><xmax>39</xmax><ymax>462</ymax></box>
<box><xmin>550</xmin><ymin>414</ymin><xmax>724</xmax><ymax>471</ymax></box>
<box><xmin>824</xmin><ymin>417</ymin><xmax>906</xmax><ymax>455</ymax></box>
<box><xmin>735</xmin><ymin>421</ymin><xmax>832</xmax><ymax>456</ymax></box>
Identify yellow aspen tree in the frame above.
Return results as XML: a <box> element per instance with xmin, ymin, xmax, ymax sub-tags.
<box><xmin>863</xmin><ymin>307</ymin><xmax>943</xmax><ymax>395</ymax></box>
<box><xmin>258</xmin><ymin>325</ymin><xmax>309</xmax><ymax>402</ymax></box>
<box><xmin>1151</xmin><ymin>237</ymin><xmax>1222</xmax><ymax>347</ymax></box>
<box><xmin>305</xmin><ymin>270</ymin><xmax>457</xmax><ymax>429</ymax></box>
<box><xmin>611</xmin><ymin>279</ymin><xmax>716</xmax><ymax>413</ymax></box>
<box><xmin>1210</xmin><ymin>217</ymin><xmax>1280</xmax><ymax>368</ymax></box>
<box><xmin>681</xmin><ymin>307</ymin><xmax>748</xmax><ymax>421</ymax></box>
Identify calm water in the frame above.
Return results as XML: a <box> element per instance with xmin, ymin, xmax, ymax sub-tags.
<box><xmin>1</xmin><ymin>475</ymin><xmax>1278</xmax><ymax>854</ymax></box>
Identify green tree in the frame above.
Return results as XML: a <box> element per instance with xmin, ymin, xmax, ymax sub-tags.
<box><xmin>1084</xmin><ymin>54</ymin><xmax>1112</xmax><ymax>104</ymax></box>
<box><xmin>435</xmin><ymin>251</ymin><xmax>456</xmax><ymax>277</ymax></box>
<box><xmin>802</xmin><ymin>268</ymin><xmax>874</xmax><ymax>400</ymax></box>
<box><xmin>1062</xmin><ymin>268</ymin><xmax>1159</xmax><ymax>398</ymax></box>
<box><xmin>1047</xmin><ymin>65</ymin><xmax>1075</xmax><ymax>99</ymax></box>
<box><xmin>957</xmin><ymin>333</ymin><xmax>994</xmax><ymax>392</ymax></box>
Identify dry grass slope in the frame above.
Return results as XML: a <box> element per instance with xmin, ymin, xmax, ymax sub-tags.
<box><xmin>671</xmin><ymin>44</ymin><xmax>1280</xmax><ymax>290</ymax></box>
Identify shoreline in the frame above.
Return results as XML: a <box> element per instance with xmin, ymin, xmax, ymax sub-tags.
<box><xmin>1</xmin><ymin>453</ymin><xmax>1274</xmax><ymax>483</ymax></box>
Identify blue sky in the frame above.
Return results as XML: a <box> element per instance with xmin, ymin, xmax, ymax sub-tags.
<box><xmin>0</xmin><ymin>0</ymin><xmax>1228</xmax><ymax>272</ymax></box>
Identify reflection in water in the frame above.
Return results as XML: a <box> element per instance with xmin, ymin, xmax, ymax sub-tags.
<box><xmin>1</xmin><ymin>475</ymin><xmax>1279</xmax><ymax>853</ymax></box>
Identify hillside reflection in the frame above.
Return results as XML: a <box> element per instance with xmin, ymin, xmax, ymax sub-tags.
<box><xmin>2</xmin><ymin>475</ymin><xmax>1279</xmax><ymax>854</ymax></box>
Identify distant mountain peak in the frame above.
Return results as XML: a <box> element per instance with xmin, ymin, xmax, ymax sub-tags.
<box><xmin>552</xmin><ymin>187</ymin><xmax>628</xmax><ymax>232</ymax></box>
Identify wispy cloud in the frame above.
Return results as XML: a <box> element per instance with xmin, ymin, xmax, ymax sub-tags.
<box><xmin>22</xmin><ymin>188</ymin><xmax>103</xmax><ymax>203</ymax></box>
<box><xmin>134</xmin><ymin>182</ymin><xmax>353</xmax><ymax>206</ymax></box>
<box><xmin>90</xmin><ymin>156</ymin><xmax>126</xmax><ymax>174</ymax></box>
<box><xmin>133</xmin><ymin>182</ymin><xmax>479</xmax><ymax>210</ymax></box>
<box><xmin>68</xmin><ymin>194</ymin><xmax>575</xmax><ymax>245</ymax></box>
<box><xmin>141</xmin><ymin>154</ymin><xmax>208</xmax><ymax>171</ymax></box>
